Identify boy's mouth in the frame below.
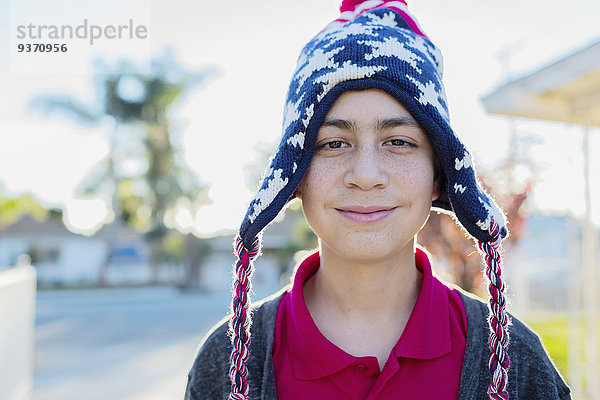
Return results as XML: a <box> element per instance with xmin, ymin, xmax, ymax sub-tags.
<box><xmin>335</xmin><ymin>206</ymin><xmax>397</xmax><ymax>223</ymax></box>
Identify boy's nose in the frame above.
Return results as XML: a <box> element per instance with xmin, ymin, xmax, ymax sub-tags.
<box><xmin>343</xmin><ymin>146</ymin><xmax>389</xmax><ymax>190</ymax></box>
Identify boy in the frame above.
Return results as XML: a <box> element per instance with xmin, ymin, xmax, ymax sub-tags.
<box><xmin>185</xmin><ymin>1</ymin><xmax>570</xmax><ymax>399</ymax></box>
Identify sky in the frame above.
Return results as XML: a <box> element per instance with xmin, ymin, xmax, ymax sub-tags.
<box><xmin>1</xmin><ymin>0</ymin><xmax>599</xmax><ymax>236</ymax></box>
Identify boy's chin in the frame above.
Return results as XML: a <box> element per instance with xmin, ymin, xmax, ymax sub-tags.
<box><xmin>320</xmin><ymin>236</ymin><xmax>416</xmax><ymax>265</ymax></box>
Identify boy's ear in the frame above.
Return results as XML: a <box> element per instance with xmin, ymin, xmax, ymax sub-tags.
<box><xmin>432</xmin><ymin>159</ymin><xmax>441</xmax><ymax>202</ymax></box>
<box><xmin>295</xmin><ymin>187</ymin><xmax>302</xmax><ymax>199</ymax></box>
<box><xmin>432</xmin><ymin>174</ymin><xmax>440</xmax><ymax>202</ymax></box>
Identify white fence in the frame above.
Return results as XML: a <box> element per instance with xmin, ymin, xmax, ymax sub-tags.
<box><xmin>0</xmin><ymin>265</ymin><xmax>36</xmax><ymax>400</ymax></box>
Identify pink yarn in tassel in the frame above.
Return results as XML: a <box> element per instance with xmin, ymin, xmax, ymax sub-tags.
<box><xmin>228</xmin><ymin>236</ymin><xmax>260</xmax><ymax>400</ymax></box>
<box><xmin>478</xmin><ymin>220</ymin><xmax>510</xmax><ymax>400</ymax></box>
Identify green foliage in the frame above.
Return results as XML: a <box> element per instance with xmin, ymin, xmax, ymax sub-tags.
<box><xmin>0</xmin><ymin>193</ymin><xmax>62</xmax><ymax>227</ymax></box>
<box><xmin>161</xmin><ymin>231</ymin><xmax>187</xmax><ymax>264</ymax></box>
<box><xmin>527</xmin><ymin>312</ymin><xmax>600</xmax><ymax>388</ymax></box>
<box><xmin>527</xmin><ymin>314</ymin><xmax>570</xmax><ymax>378</ymax></box>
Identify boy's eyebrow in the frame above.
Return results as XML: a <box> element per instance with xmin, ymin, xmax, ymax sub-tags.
<box><xmin>320</xmin><ymin>116</ymin><xmax>421</xmax><ymax>131</ymax></box>
<box><xmin>376</xmin><ymin>116</ymin><xmax>421</xmax><ymax>130</ymax></box>
<box><xmin>320</xmin><ymin>118</ymin><xmax>356</xmax><ymax>130</ymax></box>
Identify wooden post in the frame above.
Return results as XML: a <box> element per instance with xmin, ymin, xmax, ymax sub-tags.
<box><xmin>582</xmin><ymin>125</ymin><xmax>598</xmax><ymax>399</ymax></box>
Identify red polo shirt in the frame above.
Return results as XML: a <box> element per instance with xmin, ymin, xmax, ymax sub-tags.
<box><xmin>272</xmin><ymin>248</ymin><xmax>467</xmax><ymax>399</ymax></box>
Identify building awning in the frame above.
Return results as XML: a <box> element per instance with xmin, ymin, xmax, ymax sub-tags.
<box><xmin>481</xmin><ymin>39</ymin><xmax>600</xmax><ymax>126</ymax></box>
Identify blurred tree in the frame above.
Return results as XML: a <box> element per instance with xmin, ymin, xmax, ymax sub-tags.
<box><xmin>0</xmin><ymin>192</ymin><xmax>63</xmax><ymax>227</ymax></box>
<box><xmin>159</xmin><ymin>230</ymin><xmax>212</xmax><ymax>289</ymax></box>
<box><xmin>419</xmin><ymin>177</ymin><xmax>532</xmax><ymax>293</ymax></box>
<box><xmin>31</xmin><ymin>52</ymin><xmax>216</xmax><ymax>285</ymax></box>
<box><xmin>183</xmin><ymin>233</ymin><xmax>213</xmax><ymax>290</ymax></box>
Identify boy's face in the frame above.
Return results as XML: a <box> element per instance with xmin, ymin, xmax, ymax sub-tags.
<box><xmin>298</xmin><ymin>89</ymin><xmax>439</xmax><ymax>264</ymax></box>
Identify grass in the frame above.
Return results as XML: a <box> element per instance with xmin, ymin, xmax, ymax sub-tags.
<box><xmin>526</xmin><ymin>313</ymin><xmax>570</xmax><ymax>375</ymax></box>
<box><xmin>526</xmin><ymin>312</ymin><xmax>599</xmax><ymax>393</ymax></box>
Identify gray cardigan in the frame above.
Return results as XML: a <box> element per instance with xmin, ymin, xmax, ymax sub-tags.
<box><xmin>185</xmin><ymin>288</ymin><xmax>571</xmax><ymax>399</ymax></box>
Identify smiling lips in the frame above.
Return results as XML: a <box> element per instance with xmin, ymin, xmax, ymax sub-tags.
<box><xmin>335</xmin><ymin>205</ymin><xmax>397</xmax><ymax>223</ymax></box>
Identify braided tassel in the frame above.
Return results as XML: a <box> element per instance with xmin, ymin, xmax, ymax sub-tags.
<box><xmin>228</xmin><ymin>236</ymin><xmax>260</xmax><ymax>400</ymax></box>
<box><xmin>478</xmin><ymin>220</ymin><xmax>510</xmax><ymax>400</ymax></box>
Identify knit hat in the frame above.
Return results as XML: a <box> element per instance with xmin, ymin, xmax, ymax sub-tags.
<box><xmin>228</xmin><ymin>1</ymin><xmax>510</xmax><ymax>399</ymax></box>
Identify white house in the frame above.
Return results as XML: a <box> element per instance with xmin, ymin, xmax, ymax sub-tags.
<box><xmin>0</xmin><ymin>215</ymin><xmax>151</xmax><ymax>286</ymax></box>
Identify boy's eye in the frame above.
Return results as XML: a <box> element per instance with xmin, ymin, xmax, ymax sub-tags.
<box><xmin>319</xmin><ymin>140</ymin><xmax>347</xmax><ymax>149</ymax></box>
<box><xmin>386</xmin><ymin>138</ymin><xmax>414</xmax><ymax>147</ymax></box>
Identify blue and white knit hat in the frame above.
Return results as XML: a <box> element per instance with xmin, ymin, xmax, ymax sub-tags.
<box><xmin>228</xmin><ymin>1</ymin><xmax>510</xmax><ymax>399</ymax></box>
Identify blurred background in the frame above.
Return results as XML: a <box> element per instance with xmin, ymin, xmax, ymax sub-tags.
<box><xmin>0</xmin><ymin>0</ymin><xmax>599</xmax><ymax>399</ymax></box>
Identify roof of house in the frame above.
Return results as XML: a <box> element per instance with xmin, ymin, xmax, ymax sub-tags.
<box><xmin>0</xmin><ymin>215</ymin><xmax>80</xmax><ymax>237</ymax></box>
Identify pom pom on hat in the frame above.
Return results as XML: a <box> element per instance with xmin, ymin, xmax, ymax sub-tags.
<box><xmin>338</xmin><ymin>0</ymin><xmax>428</xmax><ymax>39</ymax></box>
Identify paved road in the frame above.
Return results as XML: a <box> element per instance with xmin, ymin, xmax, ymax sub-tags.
<box><xmin>34</xmin><ymin>284</ymin><xmax>281</xmax><ymax>400</ymax></box>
